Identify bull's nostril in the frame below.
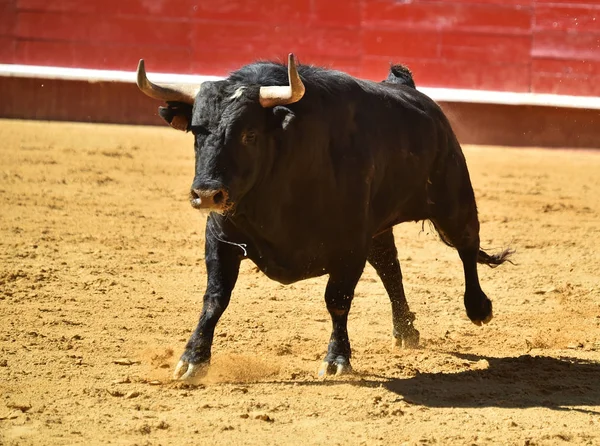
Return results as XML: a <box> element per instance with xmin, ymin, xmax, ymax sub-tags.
<box><xmin>189</xmin><ymin>188</ymin><xmax>228</xmax><ymax>209</ymax></box>
<box><xmin>213</xmin><ymin>191</ymin><xmax>225</xmax><ymax>205</ymax></box>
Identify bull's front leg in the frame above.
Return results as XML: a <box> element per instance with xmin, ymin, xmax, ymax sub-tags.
<box><xmin>173</xmin><ymin>218</ymin><xmax>241</xmax><ymax>381</ymax></box>
<box><xmin>318</xmin><ymin>256</ymin><xmax>366</xmax><ymax>377</ymax></box>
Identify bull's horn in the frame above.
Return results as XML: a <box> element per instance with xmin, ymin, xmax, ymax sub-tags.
<box><xmin>259</xmin><ymin>53</ymin><xmax>305</xmax><ymax>108</ymax></box>
<box><xmin>136</xmin><ymin>59</ymin><xmax>200</xmax><ymax>104</ymax></box>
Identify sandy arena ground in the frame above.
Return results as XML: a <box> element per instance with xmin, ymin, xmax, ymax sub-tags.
<box><xmin>0</xmin><ymin>119</ymin><xmax>599</xmax><ymax>445</ymax></box>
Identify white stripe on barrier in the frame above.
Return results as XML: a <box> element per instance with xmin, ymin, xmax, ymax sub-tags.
<box><xmin>0</xmin><ymin>63</ymin><xmax>598</xmax><ymax>110</ymax></box>
<box><xmin>0</xmin><ymin>64</ymin><xmax>222</xmax><ymax>84</ymax></box>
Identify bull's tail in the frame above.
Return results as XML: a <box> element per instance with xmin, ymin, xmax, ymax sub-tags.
<box><xmin>477</xmin><ymin>248</ymin><xmax>514</xmax><ymax>268</ymax></box>
<box><xmin>384</xmin><ymin>64</ymin><xmax>416</xmax><ymax>89</ymax></box>
<box><xmin>431</xmin><ymin>221</ymin><xmax>514</xmax><ymax>268</ymax></box>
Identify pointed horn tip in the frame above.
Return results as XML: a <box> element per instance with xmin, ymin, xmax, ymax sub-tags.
<box><xmin>136</xmin><ymin>59</ymin><xmax>147</xmax><ymax>88</ymax></box>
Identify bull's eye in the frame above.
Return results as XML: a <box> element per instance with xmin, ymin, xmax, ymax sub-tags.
<box><xmin>241</xmin><ymin>130</ymin><xmax>256</xmax><ymax>146</ymax></box>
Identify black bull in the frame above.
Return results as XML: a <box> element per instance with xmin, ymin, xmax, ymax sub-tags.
<box><xmin>136</xmin><ymin>54</ymin><xmax>511</xmax><ymax>380</ymax></box>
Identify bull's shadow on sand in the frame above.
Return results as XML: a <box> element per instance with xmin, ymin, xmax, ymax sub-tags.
<box><xmin>303</xmin><ymin>353</ymin><xmax>600</xmax><ymax>413</ymax></box>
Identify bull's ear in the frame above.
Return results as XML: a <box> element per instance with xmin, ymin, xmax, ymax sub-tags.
<box><xmin>272</xmin><ymin>106</ymin><xmax>296</xmax><ymax>130</ymax></box>
<box><xmin>158</xmin><ymin>102</ymin><xmax>193</xmax><ymax>132</ymax></box>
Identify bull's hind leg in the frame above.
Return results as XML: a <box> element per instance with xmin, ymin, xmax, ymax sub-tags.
<box><xmin>318</xmin><ymin>256</ymin><xmax>366</xmax><ymax>377</ymax></box>
<box><xmin>432</xmin><ymin>207</ymin><xmax>493</xmax><ymax>325</ymax></box>
<box><xmin>367</xmin><ymin>229</ymin><xmax>420</xmax><ymax>348</ymax></box>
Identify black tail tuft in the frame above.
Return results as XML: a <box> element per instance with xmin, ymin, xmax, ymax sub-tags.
<box><xmin>477</xmin><ymin>248</ymin><xmax>514</xmax><ymax>268</ymax></box>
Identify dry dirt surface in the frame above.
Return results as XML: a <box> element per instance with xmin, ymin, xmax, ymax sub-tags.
<box><xmin>1</xmin><ymin>119</ymin><xmax>599</xmax><ymax>445</ymax></box>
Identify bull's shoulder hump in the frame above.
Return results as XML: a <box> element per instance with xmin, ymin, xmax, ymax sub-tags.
<box><xmin>358</xmin><ymin>79</ymin><xmax>440</xmax><ymax>110</ymax></box>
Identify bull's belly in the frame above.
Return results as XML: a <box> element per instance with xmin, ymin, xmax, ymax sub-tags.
<box><xmin>224</xmin><ymin>210</ymin><xmax>374</xmax><ymax>285</ymax></box>
<box><xmin>247</xmin><ymin>251</ymin><xmax>330</xmax><ymax>285</ymax></box>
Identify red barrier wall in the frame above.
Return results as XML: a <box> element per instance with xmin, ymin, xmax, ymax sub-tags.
<box><xmin>1</xmin><ymin>0</ymin><xmax>599</xmax><ymax>96</ymax></box>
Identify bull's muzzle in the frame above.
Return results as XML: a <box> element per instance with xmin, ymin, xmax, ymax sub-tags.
<box><xmin>190</xmin><ymin>188</ymin><xmax>230</xmax><ymax>211</ymax></box>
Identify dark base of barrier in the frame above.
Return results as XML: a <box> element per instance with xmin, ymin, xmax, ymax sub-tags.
<box><xmin>1</xmin><ymin>76</ymin><xmax>599</xmax><ymax>148</ymax></box>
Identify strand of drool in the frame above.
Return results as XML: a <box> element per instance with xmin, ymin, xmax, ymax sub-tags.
<box><xmin>207</xmin><ymin>223</ymin><xmax>248</xmax><ymax>257</ymax></box>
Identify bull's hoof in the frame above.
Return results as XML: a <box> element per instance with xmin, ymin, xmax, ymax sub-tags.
<box><xmin>317</xmin><ymin>356</ymin><xmax>352</xmax><ymax>377</ymax></box>
<box><xmin>173</xmin><ymin>360</ymin><xmax>209</xmax><ymax>381</ymax></box>
<box><xmin>466</xmin><ymin>296</ymin><xmax>493</xmax><ymax>326</ymax></box>
<box><xmin>392</xmin><ymin>327</ymin><xmax>420</xmax><ymax>349</ymax></box>
<box><xmin>469</xmin><ymin>309</ymin><xmax>493</xmax><ymax>326</ymax></box>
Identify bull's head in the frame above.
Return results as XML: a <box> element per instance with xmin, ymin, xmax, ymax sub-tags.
<box><xmin>136</xmin><ymin>54</ymin><xmax>305</xmax><ymax>213</ymax></box>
